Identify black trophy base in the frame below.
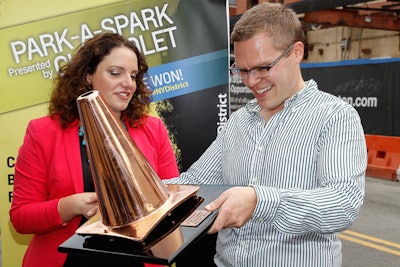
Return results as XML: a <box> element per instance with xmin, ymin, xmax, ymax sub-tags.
<box><xmin>59</xmin><ymin>185</ymin><xmax>232</xmax><ymax>266</ymax></box>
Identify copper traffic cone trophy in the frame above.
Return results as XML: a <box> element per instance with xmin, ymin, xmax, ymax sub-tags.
<box><xmin>75</xmin><ymin>90</ymin><xmax>202</xmax><ymax>248</ymax></box>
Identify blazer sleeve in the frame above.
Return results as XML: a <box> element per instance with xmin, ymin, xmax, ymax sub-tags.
<box><xmin>10</xmin><ymin>119</ymin><xmax>69</xmax><ymax>234</ymax></box>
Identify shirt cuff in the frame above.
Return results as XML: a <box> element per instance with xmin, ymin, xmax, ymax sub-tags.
<box><xmin>251</xmin><ymin>185</ymin><xmax>280</xmax><ymax>223</ymax></box>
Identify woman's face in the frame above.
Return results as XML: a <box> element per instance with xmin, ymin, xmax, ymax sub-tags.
<box><xmin>86</xmin><ymin>46</ymin><xmax>139</xmax><ymax>119</ymax></box>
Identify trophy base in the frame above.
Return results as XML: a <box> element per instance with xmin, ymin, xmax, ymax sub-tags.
<box><xmin>76</xmin><ymin>184</ymin><xmax>203</xmax><ymax>250</ymax></box>
<box><xmin>59</xmin><ymin>185</ymin><xmax>233</xmax><ymax>265</ymax></box>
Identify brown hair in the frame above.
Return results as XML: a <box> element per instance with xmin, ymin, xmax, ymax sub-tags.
<box><xmin>231</xmin><ymin>2</ymin><xmax>306</xmax><ymax>51</ymax></box>
<box><xmin>49</xmin><ymin>32</ymin><xmax>151</xmax><ymax>128</ymax></box>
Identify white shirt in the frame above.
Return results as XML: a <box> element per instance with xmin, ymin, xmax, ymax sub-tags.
<box><xmin>169</xmin><ymin>79</ymin><xmax>367</xmax><ymax>267</ymax></box>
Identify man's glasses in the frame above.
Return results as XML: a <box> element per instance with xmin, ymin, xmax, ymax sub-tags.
<box><xmin>230</xmin><ymin>43</ymin><xmax>294</xmax><ymax>81</ymax></box>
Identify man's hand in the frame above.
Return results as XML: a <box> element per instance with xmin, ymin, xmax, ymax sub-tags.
<box><xmin>205</xmin><ymin>186</ymin><xmax>257</xmax><ymax>234</ymax></box>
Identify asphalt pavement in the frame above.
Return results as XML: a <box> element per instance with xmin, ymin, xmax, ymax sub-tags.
<box><xmin>341</xmin><ymin>177</ymin><xmax>400</xmax><ymax>267</ymax></box>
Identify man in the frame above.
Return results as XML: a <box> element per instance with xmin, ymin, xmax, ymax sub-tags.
<box><xmin>168</xmin><ymin>3</ymin><xmax>367</xmax><ymax>266</ymax></box>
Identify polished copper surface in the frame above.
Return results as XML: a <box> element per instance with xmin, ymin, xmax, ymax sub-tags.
<box><xmin>77</xmin><ymin>90</ymin><xmax>170</xmax><ymax>227</ymax></box>
<box><xmin>76</xmin><ymin>184</ymin><xmax>201</xmax><ymax>241</ymax></box>
<box><xmin>149</xmin><ymin>226</ymin><xmax>184</xmax><ymax>258</ymax></box>
<box><xmin>76</xmin><ymin>90</ymin><xmax>200</xmax><ymax>242</ymax></box>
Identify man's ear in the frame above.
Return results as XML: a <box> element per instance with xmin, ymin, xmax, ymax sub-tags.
<box><xmin>293</xmin><ymin>41</ymin><xmax>304</xmax><ymax>61</ymax></box>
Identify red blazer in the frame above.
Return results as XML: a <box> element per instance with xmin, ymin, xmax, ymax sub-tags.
<box><xmin>10</xmin><ymin>115</ymin><xmax>179</xmax><ymax>267</ymax></box>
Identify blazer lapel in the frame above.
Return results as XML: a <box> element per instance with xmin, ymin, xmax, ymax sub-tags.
<box><xmin>64</xmin><ymin>125</ymin><xmax>83</xmax><ymax>193</ymax></box>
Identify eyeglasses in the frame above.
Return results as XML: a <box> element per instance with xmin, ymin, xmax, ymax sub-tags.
<box><xmin>230</xmin><ymin>43</ymin><xmax>294</xmax><ymax>80</ymax></box>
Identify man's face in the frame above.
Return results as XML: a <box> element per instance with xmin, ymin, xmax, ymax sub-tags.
<box><xmin>233</xmin><ymin>33</ymin><xmax>302</xmax><ymax>113</ymax></box>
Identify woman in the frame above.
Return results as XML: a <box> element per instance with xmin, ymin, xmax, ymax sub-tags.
<box><xmin>10</xmin><ymin>33</ymin><xmax>179</xmax><ymax>267</ymax></box>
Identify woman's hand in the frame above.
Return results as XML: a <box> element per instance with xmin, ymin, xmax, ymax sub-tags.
<box><xmin>58</xmin><ymin>192</ymin><xmax>98</xmax><ymax>223</ymax></box>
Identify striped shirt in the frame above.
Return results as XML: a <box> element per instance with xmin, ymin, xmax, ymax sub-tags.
<box><xmin>170</xmin><ymin>79</ymin><xmax>367</xmax><ymax>267</ymax></box>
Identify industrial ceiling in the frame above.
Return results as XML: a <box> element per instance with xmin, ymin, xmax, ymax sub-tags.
<box><xmin>231</xmin><ymin>0</ymin><xmax>400</xmax><ymax>31</ymax></box>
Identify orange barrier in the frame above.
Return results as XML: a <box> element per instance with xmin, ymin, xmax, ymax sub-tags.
<box><xmin>365</xmin><ymin>134</ymin><xmax>400</xmax><ymax>181</ymax></box>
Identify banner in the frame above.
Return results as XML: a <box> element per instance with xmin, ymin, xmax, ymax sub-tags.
<box><xmin>230</xmin><ymin>57</ymin><xmax>400</xmax><ymax>137</ymax></box>
<box><xmin>0</xmin><ymin>0</ymin><xmax>229</xmax><ymax>266</ymax></box>
<box><xmin>301</xmin><ymin>58</ymin><xmax>400</xmax><ymax>136</ymax></box>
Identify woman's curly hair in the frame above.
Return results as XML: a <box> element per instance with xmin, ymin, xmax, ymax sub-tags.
<box><xmin>48</xmin><ymin>32</ymin><xmax>151</xmax><ymax>128</ymax></box>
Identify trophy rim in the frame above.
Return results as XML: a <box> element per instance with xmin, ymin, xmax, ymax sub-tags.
<box><xmin>75</xmin><ymin>184</ymin><xmax>200</xmax><ymax>243</ymax></box>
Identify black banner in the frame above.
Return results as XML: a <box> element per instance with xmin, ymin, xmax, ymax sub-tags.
<box><xmin>302</xmin><ymin>59</ymin><xmax>400</xmax><ymax>136</ymax></box>
<box><xmin>157</xmin><ymin>0</ymin><xmax>229</xmax><ymax>171</ymax></box>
